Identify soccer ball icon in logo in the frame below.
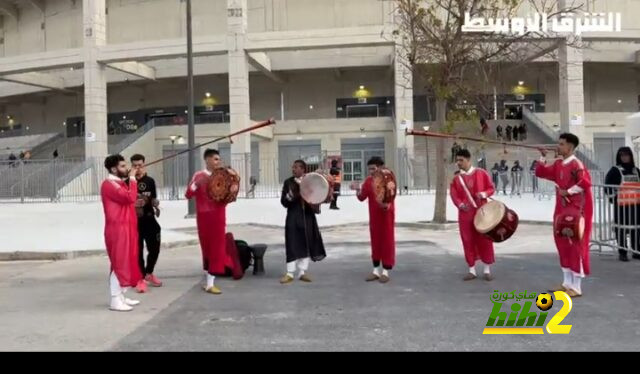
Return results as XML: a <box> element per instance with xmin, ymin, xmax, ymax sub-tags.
<box><xmin>536</xmin><ymin>293</ymin><xmax>554</xmax><ymax>311</ymax></box>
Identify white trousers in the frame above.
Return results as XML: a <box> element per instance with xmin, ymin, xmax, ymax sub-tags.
<box><xmin>287</xmin><ymin>257</ymin><xmax>310</xmax><ymax>274</ymax></box>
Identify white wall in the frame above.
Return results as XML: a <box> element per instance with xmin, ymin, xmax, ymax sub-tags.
<box><xmin>584</xmin><ymin>63</ymin><xmax>639</xmax><ymax>112</ymax></box>
<box><xmin>535</xmin><ymin>112</ymin><xmax>632</xmax><ymax>145</ymax></box>
<box><xmin>106</xmin><ymin>0</ymin><xmax>233</xmax><ymax>43</ymax></box>
<box><xmin>588</xmin><ymin>0</ymin><xmax>640</xmax><ymax>31</ymax></box>
<box><xmin>0</xmin><ymin>0</ymin><xmax>82</xmax><ymax>57</ymax></box>
<box><xmin>248</xmin><ymin>0</ymin><xmax>386</xmax><ymax>32</ymax></box>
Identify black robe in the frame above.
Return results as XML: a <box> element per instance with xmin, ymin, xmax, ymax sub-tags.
<box><xmin>281</xmin><ymin>177</ymin><xmax>327</xmax><ymax>263</ymax></box>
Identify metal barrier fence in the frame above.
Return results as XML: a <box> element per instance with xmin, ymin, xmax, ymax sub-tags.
<box><xmin>591</xmin><ymin>183</ymin><xmax>640</xmax><ymax>257</ymax></box>
<box><xmin>0</xmin><ymin>152</ymin><xmax>606</xmax><ymax>205</ymax></box>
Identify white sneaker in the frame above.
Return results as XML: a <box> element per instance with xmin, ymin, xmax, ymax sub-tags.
<box><xmin>124</xmin><ymin>298</ymin><xmax>140</xmax><ymax>306</ymax></box>
<box><xmin>110</xmin><ymin>296</ymin><xmax>133</xmax><ymax>312</ymax></box>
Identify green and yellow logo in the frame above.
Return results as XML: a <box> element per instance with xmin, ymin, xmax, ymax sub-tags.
<box><xmin>483</xmin><ymin>290</ymin><xmax>573</xmax><ymax>335</ymax></box>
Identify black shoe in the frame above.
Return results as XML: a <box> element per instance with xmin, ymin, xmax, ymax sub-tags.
<box><xmin>619</xmin><ymin>252</ymin><xmax>629</xmax><ymax>262</ymax></box>
<box><xmin>633</xmin><ymin>254</ymin><xmax>640</xmax><ymax>260</ymax></box>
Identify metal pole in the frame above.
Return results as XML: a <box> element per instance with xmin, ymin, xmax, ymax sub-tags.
<box><xmin>53</xmin><ymin>159</ymin><xmax>58</xmax><ymax>202</ymax></box>
<box><xmin>20</xmin><ymin>161</ymin><xmax>24</xmax><ymax>204</ymax></box>
<box><xmin>493</xmin><ymin>86</ymin><xmax>498</xmax><ymax>120</ymax></box>
<box><xmin>426</xmin><ymin>138</ymin><xmax>431</xmax><ymax>191</ymax></box>
<box><xmin>280</xmin><ymin>91</ymin><xmax>285</xmax><ymax>122</ymax></box>
<box><xmin>172</xmin><ymin>140</ymin><xmax>177</xmax><ymax>200</ymax></box>
<box><xmin>186</xmin><ymin>0</ymin><xmax>196</xmax><ymax>215</ymax></box>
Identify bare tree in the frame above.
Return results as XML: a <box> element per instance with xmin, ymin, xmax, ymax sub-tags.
<box><xmin>393</xmin><ymin>0</ymin><xmax>584</xmax><ymax>223</ymax></box>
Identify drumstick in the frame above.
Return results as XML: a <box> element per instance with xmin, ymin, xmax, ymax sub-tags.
<box><xmin>144</xmin><ymin>118</ymin><xmax>276</xmax><ymax>168</ymax></box>
<box><xmin>552</xmin><ymin>182</ymin><xmax>572</xmax><ymax>204</ymax></box>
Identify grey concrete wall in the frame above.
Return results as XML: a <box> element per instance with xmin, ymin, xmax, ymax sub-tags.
<box><xmin>0</xmin><ymin>0</ymin><xmax>82</xmax><ymax>57</ymax></box>
<box><xmin>247</xmin><ymin>0</ymin><xmax>385</xmax><ymax>32</ymax></box>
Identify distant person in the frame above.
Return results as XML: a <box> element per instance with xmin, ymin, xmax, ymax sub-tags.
<box><xmin>451</xmin><ymin>142</ymin><xmax>461</xmax><ymax>163</ymax></box>
<box><xmin>505</xmin><ymin>125</ymin><xmax>512</xmax><ymax>142</ymax></box>
<box><xmin>513</xmin><ymin>125</ymin><xmax>519</xmax><ymax>141</ymax></box>
<box><xmin>8</xmin><ymin>152</ymin><xmax>17</xmax><ymax>167</ymax></box>
<box><xmin>490</xmin><ymin>163</ymin><xmax>500</xmax><ymax>188</ymax></box>
<box><xmin>247</xmin><ymin>176</ymin><xmax>257</xmax><ymax>199</ymax></box>
<box><xmin>480</xmin><ymin>118</ymin><xmax>489</xmax><ymax>136</ymax></box>
<box><xmin>496</xmin><ymin>125</ymin><xmax>503</xmax><ymax>141</ymax></box>
<box><xmin>53</xmin><ymin>149</ymin><xmax>59</xmax><ymax>159</ymax></box>
<box><xmin>19</xmin><ymin>151</ymin><xmax>24</xmax><ymax>160</ymax></box>
<box><xmin>520</xmin><ymin>123</ymin><xmax>528</xmax><ymax>142</ymax></box>
<box><xmin>530</xmin><ymin>160</ymin><xmax>539</xmax><ymax>193</ymax></box>
<box><xmin>478</xmin><ymin>156</ymin><xmax>487</xmax><ymax>170</ymax></box>
<box><xmin>498</xmin><ymin>160</ymin><xmax>510</xmax><ymax>195</ymax></box>
<box><xmin>329</xmin><ymin>159</ymin><xmax>342</xmax><ymax>210</ymax></box>
<box><xmin>511</xmin><ymin>160</ymin><xmax>523</xmax><ymax>196</ymax></box>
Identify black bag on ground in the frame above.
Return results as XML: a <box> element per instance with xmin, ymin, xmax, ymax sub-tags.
<box><xmin>235</xmin><ymin>240</ymin><xmax>253</xmax><ymax>273</ymax></box>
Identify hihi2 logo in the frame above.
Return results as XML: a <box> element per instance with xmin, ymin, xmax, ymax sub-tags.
<box><xmin>483</xmin><ymin>290</ymin><xmax>573</xmax><ymax>335</ymax></box>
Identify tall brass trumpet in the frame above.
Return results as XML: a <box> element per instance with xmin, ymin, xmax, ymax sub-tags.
<box><xmin>405</xmin><ymin>129</ymin><xmax>558</xmax><ymax>154</ymax></box>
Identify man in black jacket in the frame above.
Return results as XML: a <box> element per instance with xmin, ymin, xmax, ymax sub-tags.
<box><xmin>131</xmin><ymin>154</ymin><xmax>163</xmax><ymax>292</ymax></box>
<box><xmin>604</xmin><ymin>147</ymin><xmax>640</xmax><ymax>262</ymax></box>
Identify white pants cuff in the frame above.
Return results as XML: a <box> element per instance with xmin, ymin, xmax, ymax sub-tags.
<box><xmin>297</xmin><ymin>258</ymin><xmax>310</xmax><ymax>272</ymax></box>
<box><xmin>109</xmin><ymin>272</ymin><xmax>122</xmax><ymax>297</ymax></box>
<box><xmin>286</xmin><ymin>261</ymin><xmax>296</xmax><ymax>274</ymax></box>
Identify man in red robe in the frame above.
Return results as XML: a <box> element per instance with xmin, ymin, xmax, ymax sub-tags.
<box><xmin>186</xmin><ymin>149</ymin><xmax>227</xmax><ymax>295</ymax></box>
<box><xmin>352</xmin><ymin>156</ymin><xmax>395</xmax><ymax>284</ymax></box>
<box><xmin>450</xmin><ymin>149</ymin><xmax>496</xmax><ymax>281</ymax></box>
<box><xmin>536</xmin><ymin>133</ymin><xmax>593</xmax><ymax>298</ymax></box>
<box><xmin>101</xmin><ymin>154</ymin><xmax>142</xmax><ymax>312</ymax></box>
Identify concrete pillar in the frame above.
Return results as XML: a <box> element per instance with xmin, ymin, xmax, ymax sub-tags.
<box><xmin>394</xmin><ymin>48</ymin><xmax>414</xmax><ymax>153</ymax></box>
<box><xmin>83</xmin><ymin>0</ymin><xmax>108</xmax><ymax>160</ymax></box>
<box><xmin>82</xmin><ymin>0</ymin><xmax>107</xmax><ymax>195</ymax></box>
<box><xmin>558</xmin><ymin>41</ymin><xmax>589</xmax><ymax>146</ymax></box>
<box><xmin>388</xmin><ymin>0</ymin><xmax>415</xmax><ymax>189</ymax></box>
<box><xmin>227</xmin><ymin>0</ymin><xmax>252</xmax><ymax>194</ymax></box>
<box><xmin>557</xmin><ymin>0</ymin><xmax>589</xmax><ymax>147</ymax></box>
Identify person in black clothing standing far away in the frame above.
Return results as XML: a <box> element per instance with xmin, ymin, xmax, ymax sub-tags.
<box><xmin>329</xmin><ymin>159</ymin><xmax>342</xmax><ymax>210</ymax></box>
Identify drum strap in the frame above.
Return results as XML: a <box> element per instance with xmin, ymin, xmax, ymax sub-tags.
<box><xmin>457</xmin><ymin>175</ymin><xmax>478</xmax><ymax>209</ymax></box>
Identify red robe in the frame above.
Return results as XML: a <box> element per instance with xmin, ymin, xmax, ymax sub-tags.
<box><xmin>536</xmin><ymin>155</ymin><xmax>593</xmax><ymax>276</ymax></box>
<box><xmin>101</xmin><ymin>175</ymin><xmax>142</xmax><ymax>287</ymax></box>
<box><xmin>357</xmin><ymin>176</ymin><xmax>395</xmax><ymax>268</ymax></box>
<box><xmin>449</xmin><ymin>167</ymin><xmax>496</xmax><ymax>267</ymax></box>
<box><xmin>186</xmin><ymin>170</ymin><xmax>227</xmax><ymax>276</ymax></box>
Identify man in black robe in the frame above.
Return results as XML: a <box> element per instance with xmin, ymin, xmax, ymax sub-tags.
<box><xmin>280</xmin><ymin>160</ymin><xmax>327</xmax><ymax>284</ymax></box>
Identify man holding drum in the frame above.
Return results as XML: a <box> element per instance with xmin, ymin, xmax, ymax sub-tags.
<box><xmin>352</xmin><ymin>157</ymin><xmax>396</xmax><ymax>284</ymax></box>
<box><xmin>186</xmin><ymin>149</ymin><xmax>227</xmax><ymax>295</ymax></box>
<box><xmin>450</xmin><ymin>149</ymin><xmax>497</xmax><ymax>281</ymax></box>
<box><xmin>280</xmin><ymin>160</ymin><xmax>327</xmax><ymax>284</ymax></box>
<box><xmin>536</xmin><ymin>133</ymin><xmax>593</xmax><ymax>298</ymax></box>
